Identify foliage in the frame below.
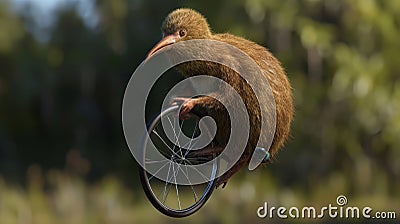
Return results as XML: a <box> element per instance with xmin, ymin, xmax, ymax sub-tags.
<box><xmin>0</xmin><ymin>0</ymin><xmax>399</xmax><ymax>222</ymax></box>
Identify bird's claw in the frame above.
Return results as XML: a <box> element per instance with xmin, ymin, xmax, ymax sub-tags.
<box><xmin>215</xmin><ymin>169</ymin><xmax>234</xmax><ymax>189</ymax></box>
<box><xmin>171</xmin><ymin>97</ymin><xmax>196</xmax><ymax>120</ymax></box>
<box><xmin>215</xmin><ymin>177</ymin><xmax>228</xmax><ymax>189</ymax></box>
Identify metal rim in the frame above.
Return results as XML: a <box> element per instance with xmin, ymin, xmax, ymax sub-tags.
<box><xmin>139</xmin><ymin>105</ymin><xmax>218</xmax><ymax>217</ymax></box>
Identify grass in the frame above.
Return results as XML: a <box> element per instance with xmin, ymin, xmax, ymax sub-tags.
<box><xmin>0</xmin><ymin>165</ymin><xmax>398</xmax><ymax>224</ymax></box>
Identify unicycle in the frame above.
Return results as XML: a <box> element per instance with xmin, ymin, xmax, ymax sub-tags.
<box><xmin>138</xmin><ymin>105</ymin><xmax>219</xmax><ymax>217</ymax></box>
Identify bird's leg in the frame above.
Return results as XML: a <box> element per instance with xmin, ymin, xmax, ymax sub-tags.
<box><xmin>216</xmin><ymin>155</ymin><xmax>250</xmax><ymax>189</ymax></box>
<box><xmin>172</xmin><ymin>95</ymin><xmax>221</xmax><ymax>120</ymax></box>
<box><xmin>171</xmin><ymin>97</ymin><xmax>198</xmax><ymax>120</ymax></box>
<box><xmin>187</xmin><ymin>145</ymin><xmax>224</xmax><ymax>157</ymax></box>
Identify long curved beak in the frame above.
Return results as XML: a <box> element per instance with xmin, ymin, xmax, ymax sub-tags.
<box><xmin>146</xmin><ymin>32</ymin><xmax>180</xmax><ymax>59</ymax></box>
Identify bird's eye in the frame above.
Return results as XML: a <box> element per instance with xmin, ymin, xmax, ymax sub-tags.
<box><xmin>179</xmin><ymin>29</ymin><xmax>187</xmax><ymax>37</ymax></box>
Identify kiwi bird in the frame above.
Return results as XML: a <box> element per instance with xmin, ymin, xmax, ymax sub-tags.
<box><xmin>146</xmin><ymin>8</ymin><xmax>293</xmax><ymax>188</ymax></box>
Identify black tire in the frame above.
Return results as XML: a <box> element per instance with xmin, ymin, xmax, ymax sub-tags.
<box><xmin>138</xmin><ymin>105</ymin><xmax>218</xmax><ymax>217</ymax></box>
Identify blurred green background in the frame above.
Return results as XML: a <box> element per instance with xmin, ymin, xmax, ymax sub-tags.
<box><xmin>0</xmin><ymin>0</ymin><xmax>399</xmax><ymax>223</ymax></box>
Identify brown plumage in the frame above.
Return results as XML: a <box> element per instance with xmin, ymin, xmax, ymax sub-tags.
<box><xmin>147</xmin><ymin>8</ymin><xmax>293</xmax><ymax>188</ymax></box>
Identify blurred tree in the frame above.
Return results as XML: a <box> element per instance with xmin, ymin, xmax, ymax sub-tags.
<box><xmin>0</xmin><ymin>0</ymin><xmax>398</xmax><ymax>202</ymax></box>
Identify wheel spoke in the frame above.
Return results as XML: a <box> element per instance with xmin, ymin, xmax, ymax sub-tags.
<box><xmin>167</xmin><ymin>116</ymin><xmax>181</xmax><ymax>151</ymax></box>
<box><xmin>162</xmin><ymin>161</ymin><xmax>172</xmax><ymax>203</ymax></box>
<box><xmin>168</xmin><ymin>117</ymin><xmax>185</xmax><ymax>159</ymax></box>
<box><xmin>145</xmin><ymin>158</ymin><xmax>169</xmax><ymax>164</ymax></box>
<box><xmin>172</xmin><ymin>161</ymin><xmax>181</xmax><ymax>210</ymax></box>
<box><xmin>147</xmin><ymin>160</ymin><xmax>170</xmax><ymax>182</ymax></box>
<box><xmin>141</xmin><ymin>106</ymin><xmax>217</xmax><ymax>215</ymax></box>
<box><xmin>167</xmin><ymin>117</ymin><xmax>179</xmax><ymax>147</ymax></box>
<box><xmin>184</xmin><ymin>122</ymin><xmax>199</xmax><ymax>158</ymax></box>
<box><xmin>184</xmin><ymin>159</ymin><xmax>211</xmax><ymax>182</ymax></box>
<box><xmin>152</xmin><ymin>130</ymin><xmax>181</xmax><ymax>158</ymax></box>
<box><xmin>178</xmin><ymin>164</ymin><xmax>198</xmax><ymax>202</ymax></box>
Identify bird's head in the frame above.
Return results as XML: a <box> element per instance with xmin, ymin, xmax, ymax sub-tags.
<box><xmin>147</xmin><ymin>8</ymin><xmax>211</xmax><ymax>58</ymax></box>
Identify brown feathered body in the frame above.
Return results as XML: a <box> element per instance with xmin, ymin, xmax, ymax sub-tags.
<box><xmin>155</xmin><ymin>9</ymin><xmax>293</xmax><ymax>186</ymax></box>
<box><xmin>178</xmin><ymin>33</ymin><xmax>293</xmax><ymax>159</ymax></box>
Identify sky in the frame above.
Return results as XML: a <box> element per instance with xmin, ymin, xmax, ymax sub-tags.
<box><xmin>12</xmin><ymin>0</ymin><xmax>72</xmax><ymax>11</ymax></box>
<box><xmin>11</xmin><ymin>0</ymin><xmax>99</xmax><ymax>41</ymax></box>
